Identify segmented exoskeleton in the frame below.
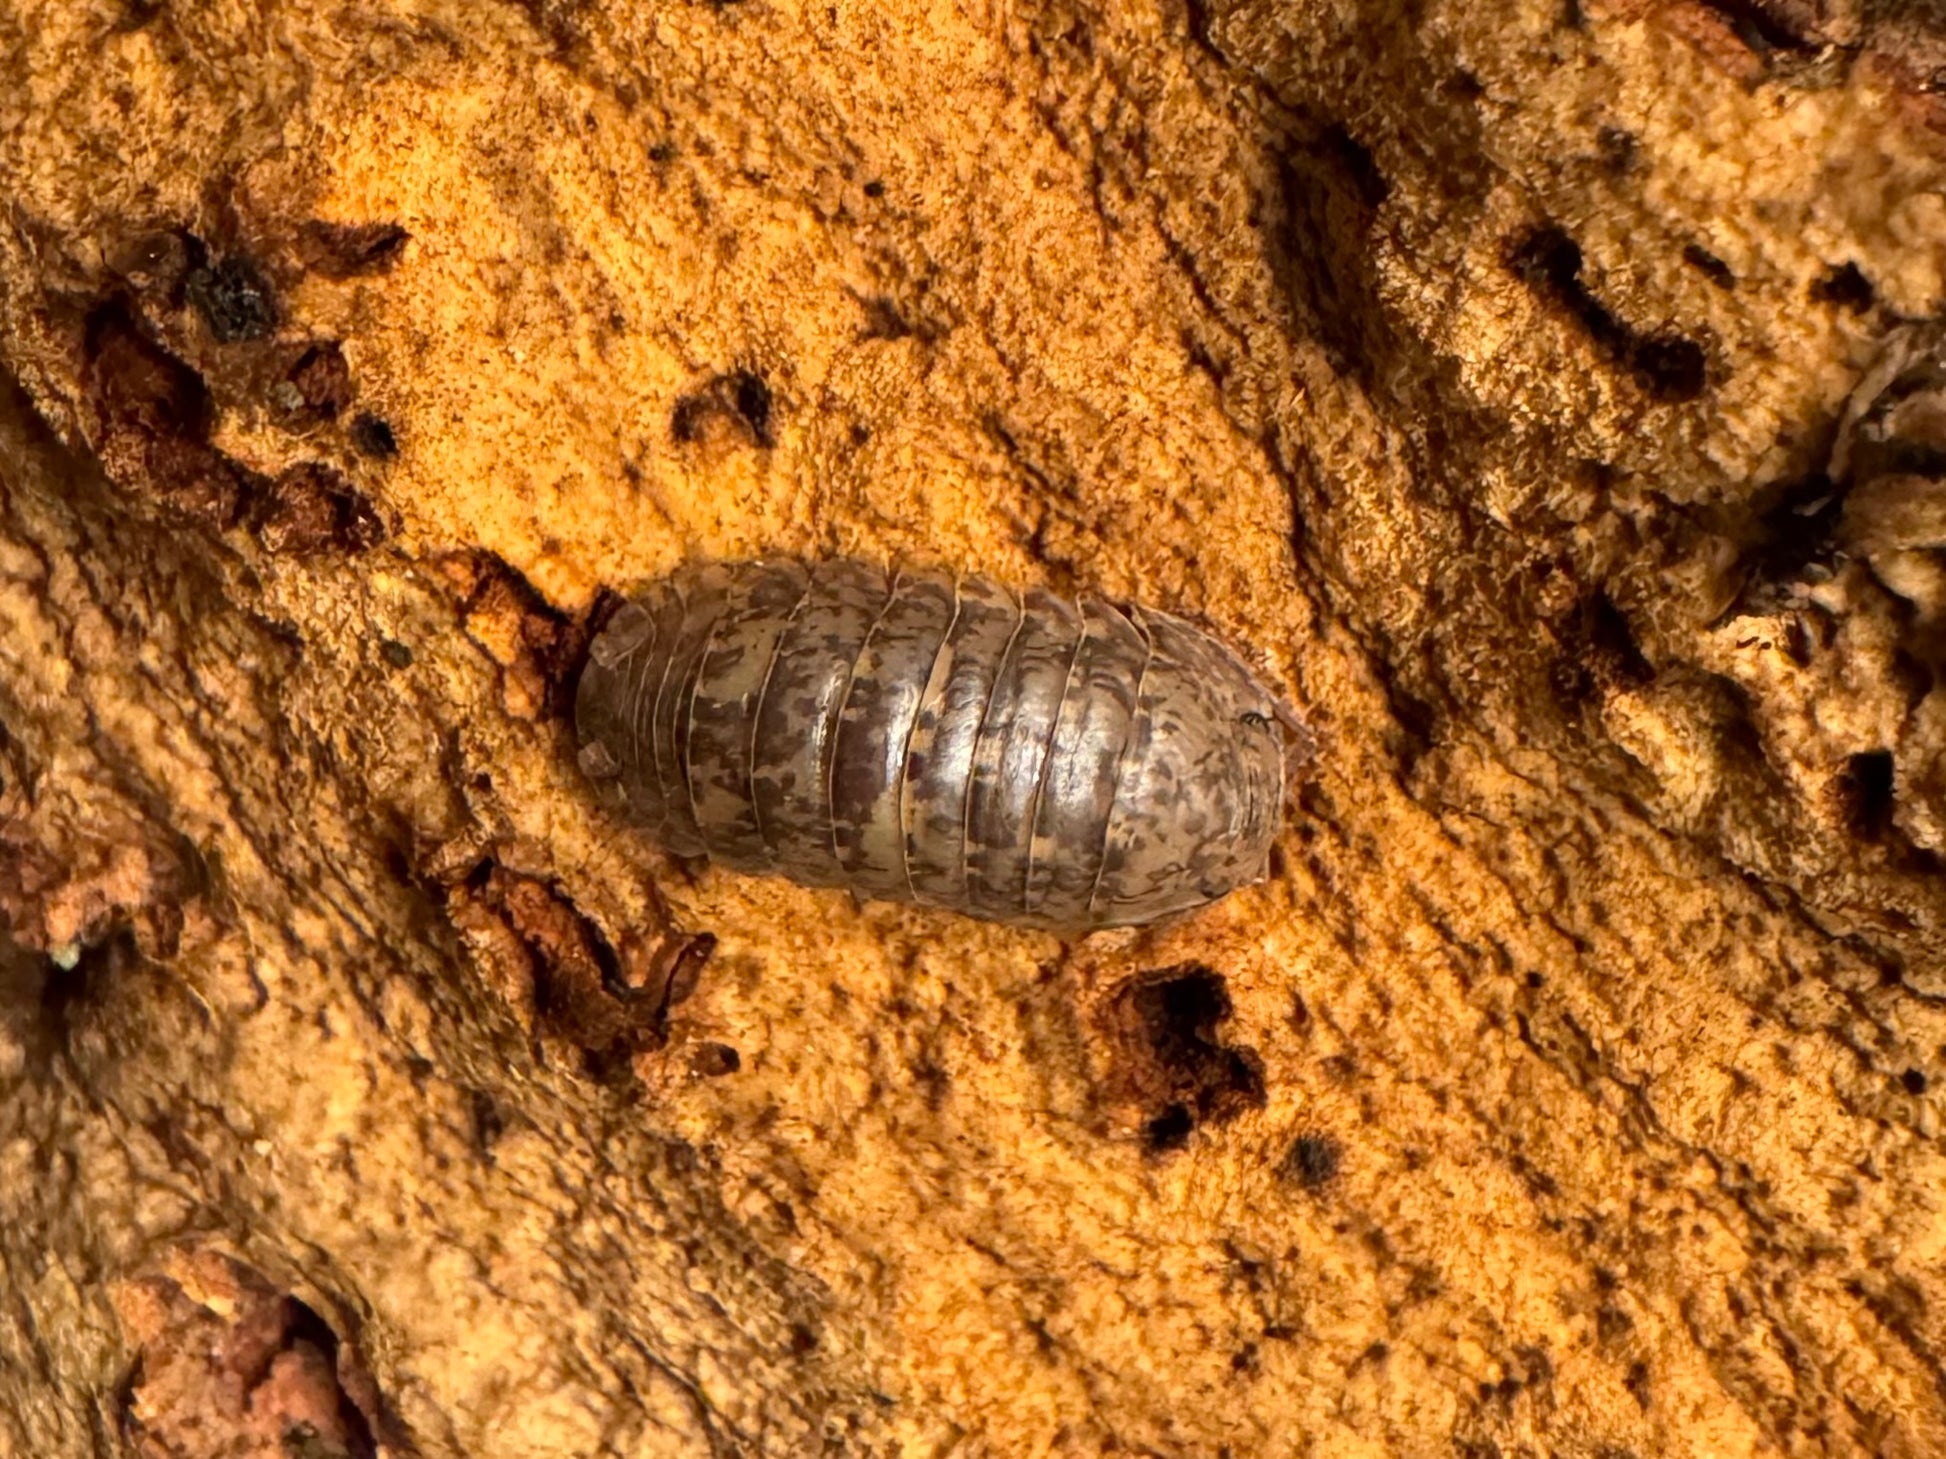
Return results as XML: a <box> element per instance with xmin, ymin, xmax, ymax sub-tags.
<box><xmin>574</xmin><ymin>559</ymin><xmax>1292</xmax><ymax>932</ymax></box>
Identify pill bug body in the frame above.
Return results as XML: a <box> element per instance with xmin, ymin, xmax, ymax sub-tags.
<box><xmin>575</xmin><ymin>559</ymin><xmax>1291</xmax><ymax>933</ymax></box>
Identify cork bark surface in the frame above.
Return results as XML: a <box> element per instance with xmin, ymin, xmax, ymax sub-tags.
<box><xmin>3</xmin><ymin>1</ymin><xmax>1945</xmax><ymax>1455</ymax></box>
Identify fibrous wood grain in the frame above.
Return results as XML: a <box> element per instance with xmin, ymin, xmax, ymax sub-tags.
<box><xmin>3</xmin><ymin>1</ymin><xmax>1945</xmax><ymax>1455</ymax></box>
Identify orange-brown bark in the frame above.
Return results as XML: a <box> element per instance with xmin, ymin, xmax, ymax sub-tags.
<box><xmin>3</xmin><ymin>2</ymin><xmax>1944</xmax><ymax>1454</ymax></box>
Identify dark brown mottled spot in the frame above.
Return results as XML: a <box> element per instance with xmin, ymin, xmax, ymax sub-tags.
<box><xmin>185</xmin><ymin>255</ymin><xmax>278</xmax><ymax>342</ymax></box>
<box><xmin>858</xmin><ymin>294</ymin><xmax>914</xmax><ymax>341</ymax></box>
<box><xmin>255</xmin><ymin>463</ymin><xmax>385</xmax><ymax>556</ymax></box>
<box><xmin>1280</xmin><ymin>1132</ymin><xmax>1342</xmax><ymax>1189</ymax></box>
<box><xmin>283</xmin><ymin>342</ymin><xmax>354</xmax><ymax>419</ymax></box>
<box><xmin>83</xmin><ymin>305</ymin><xmax>261</xmax><ymax>529</ymax></box>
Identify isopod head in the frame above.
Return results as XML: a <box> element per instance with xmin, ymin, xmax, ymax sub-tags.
<box><xmin>1084</xmin><ymin>607</ymin><xmax>1288</xmax><ymax>927</ymax></box>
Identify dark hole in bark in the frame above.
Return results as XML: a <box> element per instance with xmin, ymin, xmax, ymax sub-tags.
<box><xmin>731</xmin><ymin>370</ymin><xmax>772</xmax><ymax>442</ymax></box>
<box><xmin>115</xmin><ymin>0</ymin><xmax>166</xmax><ymax>30</ymax></box>
<box><xmin>1587</xmin><ymin>592</ymin><xmax>1655</xmax><ymax>684</ymax></box>
<box><xmin>1630</xmin><ymin>336</ymin><xmax>1707</xmax><ymax>400</ymax></box>
<box><xmin>280</xmin><ymin>1298</ymin><xmax>380</xmax><ymax>1459</ymax></box>
<box><xmin>690</xmin><ymin>1042</ymin><xmax>742</xmax><ymax>1077</ymax></box>
<box><xmin>1843</xmin><ymin>750</ymin><xmax>1896</xmax><ymax>840</ymax></box>
<box><xmin>1784</xmin><ymin>617</ymin><xmax>1814</xmax><ymax>666</ymax></box>
<box><xmin>1382</xmin><ymin>679</ymin><xmax>1439</xmax><ymax>768</ymax></box>
<box><xmin>1107</xmin><ymin>965</ymin><xmax>1267</xmax><ymax>1154</ymax></box>
<box><xmin>858</xmin><ymin>295</ymin><xmax>914</xmax><ymax>341</ymax></box>
<box><xmin>1318</xmin><ymin>123</ymin><xmax>1390</xmax><ymax>208</ymax></box>
<box><xmin>349</xmin><ymin>413</ymin><xmax>398</xmax><ymax>459</ymax></box>
<box><xmin>1273</xmin><ymin>120</ymin><xmax>1393</xmax><ymax>382</ymax></box>
<box><xmin>1696</xmin><ymin>0</ymin><xmax>1820</xmax><ymax>55</ymax></box>
<box><xmin>469</xmin><ymin>1088</ymin><xmax>507</xmax><ymax>1152</ymax></box>
<box><xmin>29</xmin><ymin>923</ymin><xmax>157</xmax><ymax>1076</ymax></box>
<box><xmin>1596</xmin><ymin>127</ymin><xmax>1637</xmax><ymax>175</ymax></box>
<box><xmin>1739</xmin><ymin>474</ymin><xmax>1846</xmax><ymax>602</ymax></box>
<box><xmin>1142</xmin><ymin>1104</ymin><xmax>1194</xmax><ymax>1152</ymax></box>
<box><xmin>672</xmin><ymin>370</ymin><xmax>775</xmax><ymax>448</ymax></box>
<box><xmin>1810</xmin><ymin>261</ymin><xmax>1875</xmax><ymax>314</ymax></box>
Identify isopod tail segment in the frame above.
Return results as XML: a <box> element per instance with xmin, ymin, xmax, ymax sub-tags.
<box><xmin>574</xmin><ymin>559</ymin><xmax>1308</xmax><ymax>934</ymax></box>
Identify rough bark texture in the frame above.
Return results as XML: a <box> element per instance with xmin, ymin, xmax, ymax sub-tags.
<box><xmin>3</xmin><ymin>1</ymin><xmax>1945</xmax><ymax>1455</ymax></box>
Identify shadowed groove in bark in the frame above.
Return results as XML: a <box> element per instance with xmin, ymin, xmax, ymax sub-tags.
<box><xmin>1505</xmin><ymin>224</ymin><xmax>1709</xmax><ymax>403</ymax></box>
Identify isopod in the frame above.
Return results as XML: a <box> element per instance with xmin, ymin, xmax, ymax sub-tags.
<box><xmin>574</xmin><ymin>559</ymin><xmax>1294</xmax><ymax>932</ymax></box>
